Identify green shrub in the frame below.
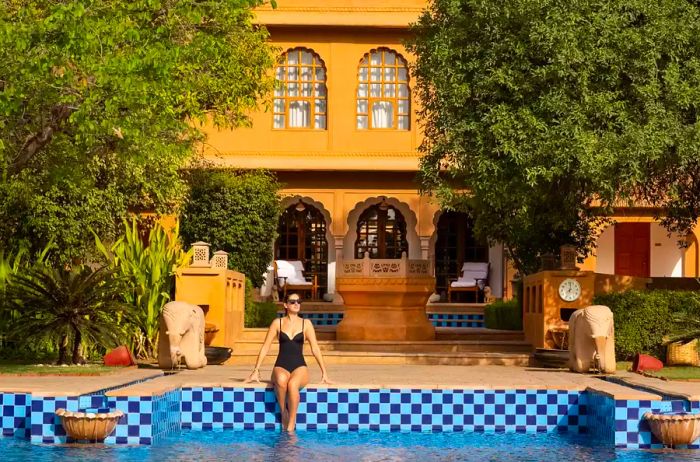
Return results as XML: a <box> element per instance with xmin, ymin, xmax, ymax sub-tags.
<box><xmin>245</xmin><ymin>301</ymin><xmax>279</xmax><ymax>328</ymax></box>
<box><xmin>95</xmin><ymin>219</ymin><xmax>191</xmax><ymax>359</ymax></box>
<box><xmin>593</xmin><ymin>290</ymin><xmax>700</xmax><ymax>360</ymax></box>
<box><xmin>484</xmin><ymin>299</ymin><xmax>522</xmax><ymax>330</ymax></box>
<box><xmin>180</xmin><ymin>169</ymin><xmax>281</xmax><ymax>287</ymax></box>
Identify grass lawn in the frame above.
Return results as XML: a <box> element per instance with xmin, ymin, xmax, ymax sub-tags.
<box><xmin>0</xmin><ymin>360</ymin><xmax>128</xmax><ymax>376</ymax></box>
<box><xmin>617</xmin><ymin>361</ymin><xmax>700</xmax><ymax>381</ymax></box>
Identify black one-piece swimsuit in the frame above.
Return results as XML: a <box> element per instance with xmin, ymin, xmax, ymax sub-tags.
<box><xmin>274</xmin><ymin>318</ymin><xmax>306</xmax><ymax>373</ymax></box>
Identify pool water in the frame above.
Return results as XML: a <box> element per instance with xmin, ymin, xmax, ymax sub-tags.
<box><xmin>2</xmin><ymin>430</ymin><xmax>700</xmax><ymax>462</ymax></box>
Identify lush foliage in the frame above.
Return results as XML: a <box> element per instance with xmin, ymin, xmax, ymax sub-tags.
<box><xmin>95</xmin><ymin>219</ymin><xmax>191</xmax><ymax>358</ymax></box>
<box><xmin>0</xmin><ymin>0</ymin><xmax>276</xmax><ymax>263</ymax></box>
<box><xmin>484</xmin><ymin>299</ymin><xmax>522</xmax><ymax>331</ymax></box>
<box><xmin>0</xmin><ymin>245</ymin><xmax>52</xmax><ymax>355</ymax></box>
<box><xmin>245</xmin><ymin>301</ymin><xmax>279</xmax><ymax>328</ymax></box>
<box><xmin>408</xmin><ymin>0</ymin><xmax>700</xmax><ymax>274</ymax></box>
<box><xmin>2</xmin><ymin>264</ymin><xmax>130</xmax><ymax>364</ymax></box>
<box><xmin>180</xmin><ymin>169</ymin><xmax>281</xmax><ymax>286</ymax></box>
<box><xmin>594</xmin><ymin>290</ymin><xmax>700</xmax><ymax>360</ymax></box>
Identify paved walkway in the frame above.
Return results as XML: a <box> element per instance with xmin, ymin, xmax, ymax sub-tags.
<box><xmin>4</xmin><ymin>365</ymin><xmax>697</xmax><ymax>401</ymax></box>
<box><xmin>0</xmin><ymin>368</ymin><xmax>162</xmax><ymax>396</ymax></box>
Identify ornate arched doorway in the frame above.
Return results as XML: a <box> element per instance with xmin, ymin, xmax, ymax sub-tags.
<box><xmin>354</xmin><ymin>203</ymin><xmax>408</xmax><ymax>259</ymax></box>
<box><xmin>275</xmin><ymin>201</ymin><xmax>329</xmax><ymax>297</ymax></box>
<box><xmin>435</xmin><ymin>211</ymin><xmax>489</xmax><ymax>301</ymax></box>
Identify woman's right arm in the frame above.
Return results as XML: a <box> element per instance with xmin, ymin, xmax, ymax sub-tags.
<box><xmin>243</xmin><ymin>320</ymin><xmax>278</xmax><ymax>383</ymax></box>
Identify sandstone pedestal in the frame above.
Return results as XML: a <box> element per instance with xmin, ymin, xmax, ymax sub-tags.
<box><xmin>335</xmin><ymin>256</ymin><xmax>435</xmax><ymax>341</ymax></box>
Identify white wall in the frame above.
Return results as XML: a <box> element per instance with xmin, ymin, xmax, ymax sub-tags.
<box><xmin>594</xmin><ymin>225</ymin><xmax>615</xmax><ymax>274</ymax></box>
<box><xmin>650</xmin><ymin>224</ymin><xmax>684</xmax><ymax>277</ymax></box>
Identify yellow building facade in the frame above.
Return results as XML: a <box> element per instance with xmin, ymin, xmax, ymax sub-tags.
<box><xmin>201</xmin><ymin>0</ymin><xmax>699</xmax><ymax>302</ymax></box>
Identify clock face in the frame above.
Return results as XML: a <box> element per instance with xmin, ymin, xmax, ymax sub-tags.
<box><xmin>558</xmin><ymin>278</ymin><xmax>581</xmax><ymax>302</ymax></box>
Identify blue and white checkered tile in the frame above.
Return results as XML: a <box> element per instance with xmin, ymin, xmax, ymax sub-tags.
<box><xmin>613</xmin><ymin>399</ymin><xmax>700</xmax><ymax>449</ymax></box>
<box><xmin>30</xmin><ymin>396</ymin><xmax>80</xmax><ymax>443</ymax></box>
<box><xmin>181</xmin><ymin>388</ymin><xmax>279</xmax><ymax>430</ymax></box>
<box><xmin>1</xmin><ymin>393</ymin><xmax>30</xmax><ymax>439</ymax></box>
<box><xmin>277</xmin><ymin>312</ymin><xmax>344</xmax><ymax>326</ymax></box>
<box><xmin>102</xmin><ymin>396</ymin><xmax>153</xmax><ymax>445</ymax></box>
<box><xmin>180</xmin><ymin>387</ymin><xmax>586</xmax><ymax>434</ymax></box>
<box><xmin>428</xmin><ymin>313</ymin><xmax>484</xmax><ymax>328</ymax></box>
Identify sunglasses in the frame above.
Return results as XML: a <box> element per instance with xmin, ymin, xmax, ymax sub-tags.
<box><xmin>287</xmin><ymin>299</ymin><xmax>302</xmax><ymax>305</ymax></box>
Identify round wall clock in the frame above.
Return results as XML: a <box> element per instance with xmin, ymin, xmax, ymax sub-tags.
<box><xmin>558</xmin><ymin>278</ymin><xmax>581</xmax><ymax>302</ymax></box>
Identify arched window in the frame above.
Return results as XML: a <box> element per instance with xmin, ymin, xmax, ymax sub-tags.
<box><xmin>274</xmin><ymin>48</ymin><xmax>327</xmax><ymax>130</ymax></box>
<box><xmin>356</xmin><ymin>48</ymin><xmax>410</xmax><ymax>130</ymax></box>
<box><xmin>275</xmin><ymin>201</ymin><xmax>329</xmax><ymax>297</ymax></box>
<box><xmin>355</xmin><ymin>203</ymin><xmax>408</xmax><ymax>259</ymax></box>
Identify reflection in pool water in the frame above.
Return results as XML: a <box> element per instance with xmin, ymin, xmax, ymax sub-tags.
<box><xmin>2</xmin><ymin>429</ymin><xmax>700</xmax><ymax>462</ymax></box>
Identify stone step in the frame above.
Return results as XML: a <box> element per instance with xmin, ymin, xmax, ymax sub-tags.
<box><xmin>232</xmin><ymin>339</ymin><xmax>532</xmax><ymax>355</ymax></box>
<box><xmin>426</xmin><ymin>303</ymin><xmax>487</xmax><ymax>314</ymax></box>
<box><xmin>238</xmin><ymin>327</ymin><xmax>336</xmax><ymax>341</ymax></box>
<box><xmin>435</xmin><ymin>328</ymin><xmax>525</xmax><ymax>341</ymax></box>
<box><xmin>238</xmin><ymin>327</ymin><xmax>522</xmax><ymax>342</ymax></box>
<box><xmin>226</xmin><ymin>351</ymin><xmax>532</xmax><ymax>366</ymax></box>
<box><xmin>272</xmin><ymin>303</ymin><xmax>487</xmax><ymax>314</ymax></box>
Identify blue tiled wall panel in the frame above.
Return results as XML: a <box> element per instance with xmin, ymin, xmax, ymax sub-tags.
<box><xmin>276</xmin><ymin>312</ymin><xmax>487</xmax><ymax>328</ymax></box>
<box><xmin>1</xmin><ymin>388</ymin><xmax>697</xmax><ymax>448</ymax></box>
<box><xmin>277</xmin><ymin>312</ymin><xmax>344</xmax><ymax>326</ymax></box>
<box><xmin>1</xmin><ymin>393</ymin><xmax>30</xmax><ymax>439</ymax></box>
<box><xmin>614</xmin><ymin>399</ymin><xmax>700</xmax><ymax>449</ymax></box>
<box><xmin>24</xmin><ymin>390</ymin><xmax>181</xmax><ymax>445</ymax></box>
<box><xmin>181</xmin><ymin>387</ymin><xmax>587</xmax><ymax>434</ymax></box>
<box><xmin>30</xmin><ymin>396</ymin><xmax>80</xmax><ymax>443</ymax></box>
<box><xmin>586</xmin><ymin>392</ymin><xmax>615</xmax><ymax>446</ymax></box>
<box><xmin>587</xmin><ymin>392</ymin><xmax>700</xmax><ymax>450</ymax></box>
<box><xmin>429</xmin><ymin>313</ymin><xmax>484</xmax><ymax>328</ymax></box>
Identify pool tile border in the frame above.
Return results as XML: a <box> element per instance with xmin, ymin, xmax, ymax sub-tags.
<box><xmin>2</xmin><ymin>387</ymin><xmax>699</xmax><ymax>449</ymax></box>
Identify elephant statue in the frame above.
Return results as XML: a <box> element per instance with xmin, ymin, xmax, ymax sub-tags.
<box><xmin>158</xmin><ymin>301</ymin><xmax>207</xmax><ymax>369</ymax></box>
<box><xmin>568</xmin><ymin>304</ymin><xmax>616</xmax><ymax>374</ymax></box>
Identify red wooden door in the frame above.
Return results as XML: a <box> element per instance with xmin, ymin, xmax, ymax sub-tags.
<box><xmin>614</xmin><ymin>223</ymin><xmax>650</xmax><ymax>277</ymax></box>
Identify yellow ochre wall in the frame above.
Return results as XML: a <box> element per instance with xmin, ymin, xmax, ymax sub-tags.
<box><xmin>201</xmin><ymin>25</ymin><xmax>425</xmax><ymax>170</ymax></box>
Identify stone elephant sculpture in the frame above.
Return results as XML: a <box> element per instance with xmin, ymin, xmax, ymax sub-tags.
<box><xmin>568</xmin><ymin>304</ymin><xmax>616</xmax><ymax>374</ymax></box>
<box><xmin>158</xmin><ymin>301</ymin><xmax>207</xmax><ymax>369</ymax></box>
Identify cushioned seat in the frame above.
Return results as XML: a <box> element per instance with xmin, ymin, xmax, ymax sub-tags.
<box><xmin>274</xmin><ymin>260</ymin><xmax>318</xmax><ymax>300</ymax></box>
<box><xmin>448</xmin><ymin>262</ymin><xmax>489</xmax><ymax>302</ymax></box>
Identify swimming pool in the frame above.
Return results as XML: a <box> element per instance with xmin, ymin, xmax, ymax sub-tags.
<box><xmin>1</xmin><ymin>429</ymin><xmax>699</xmax><ymax>461</ymax></box>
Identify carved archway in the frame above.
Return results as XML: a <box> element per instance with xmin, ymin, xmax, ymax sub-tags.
<box><xmin>344</xmin><ymin>196</ymin><xmax>420</xmax><ymax>259</ymax></box>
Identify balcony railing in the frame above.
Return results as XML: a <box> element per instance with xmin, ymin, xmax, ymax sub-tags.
<box><xmin>340</xmin><ymin>253</ymin><xmax>431</xmax><ymax>277</ymax></box>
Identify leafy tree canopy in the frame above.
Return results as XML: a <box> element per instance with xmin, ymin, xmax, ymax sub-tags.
<box><xmin>0</xmin><ymin>0</ymin><xmax>276</xmax><ymax>263</ymax></box>
<box><xmin>408</xmin><ymin>0</ymin><xmax>700</xmax><ymax>274</ymax></box>
<box><xmin>180</xmin><ymin>169</ymin><xmax>281</xmax><ymax>286</ymax></box>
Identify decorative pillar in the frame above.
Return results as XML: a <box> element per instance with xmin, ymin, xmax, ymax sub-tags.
<box><xmin>335</xmin><ymin>254</ymin><xmax>435</xmax><ymax>341</ymax></box>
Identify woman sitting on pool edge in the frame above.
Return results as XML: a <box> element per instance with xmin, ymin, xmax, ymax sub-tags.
<box><xmin>244</xmin><ymin>293</ymin><xmax>331</xmax><ymax>431</ymax></box>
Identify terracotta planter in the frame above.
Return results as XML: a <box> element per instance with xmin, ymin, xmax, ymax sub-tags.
<box><xmin>632</xmin><ymin>353</ymin><xmax>663</xmax><ymax>372</ymax></box>
<box><xmin>204</xmin><ymin>323</ymin><xmax>219</xmax><ymax>346</ymax></box>
<box><xmin>56</xmin><ymin>408</ymin><xmax>124</xmax><ymax>442</ymax></box>
<box><xmin>103</xmin><ymin>345</ymin><xmax>135</xmax><ymax>367</ymax></box>
<box><xmin>644</xmin><ymin>412</ymin><xmax>700</xmax><ymax>448</ymax></box>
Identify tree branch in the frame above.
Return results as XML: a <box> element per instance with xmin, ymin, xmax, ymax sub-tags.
<box><xmin>9</xmin><ymin>104</ymin><xmax>74</xmax><ymax>175</ymax></box>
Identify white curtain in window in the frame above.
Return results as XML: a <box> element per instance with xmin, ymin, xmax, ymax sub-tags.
<box><xmin>289</xmin><ymin>101</ymin><xmax>310</xmax><ymax>128</ymax></box>
<box><xmin>371</xmin><ymin>101</ymin><xmax>393</xmax><ymax>129</ymax></box>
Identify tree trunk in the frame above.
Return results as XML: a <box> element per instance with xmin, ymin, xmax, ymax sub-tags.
<box><xmin>57</xmin><ymin>334</ymin><xmax>69</xmax><ymax>365</ymax></box>
<box><xmin>71</xmin><ymin>329</ymin><xmax>82</xmax><ymax>365</ymax></box>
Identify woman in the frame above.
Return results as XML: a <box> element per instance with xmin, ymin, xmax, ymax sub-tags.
<box><xmin>244</xmin><ymin>293</ymin><xmax>331</xmax><ymax>431</ymax></box>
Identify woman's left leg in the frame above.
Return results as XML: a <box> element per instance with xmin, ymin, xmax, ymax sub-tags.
<box><xmin>285</xmin><ymin>366</ymin><xmax>309</xmax><ymax>431</ymax></box>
